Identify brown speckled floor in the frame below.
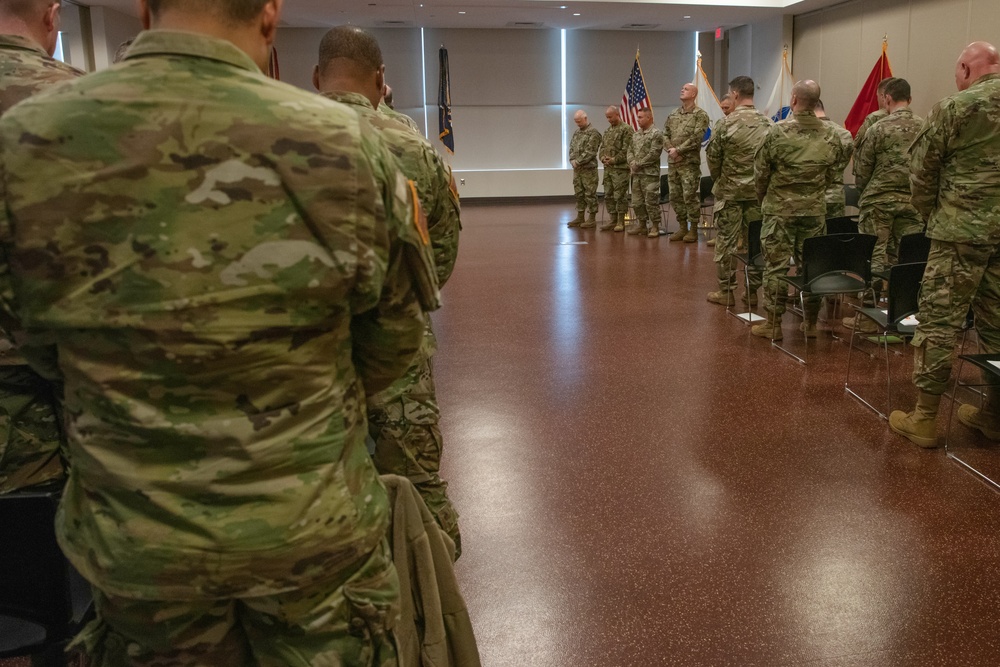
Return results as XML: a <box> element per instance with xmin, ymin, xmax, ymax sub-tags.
<box><xmin>435</xmin><ymin>202</ymin><xmax>1000</xmax><ymax>666</ymax></box>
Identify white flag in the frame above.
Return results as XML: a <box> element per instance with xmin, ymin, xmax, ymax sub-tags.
<box><xmin>694</xmin><ymin>54</ymin><xmax>726</xmax><ymax>176</ymax></box>
<box><xmin>763</xmin><ymin>47</ymin><xmax>794</xmax><ymax>122</ymax></box>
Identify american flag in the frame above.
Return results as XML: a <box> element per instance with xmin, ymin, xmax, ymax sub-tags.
<box><xmin>620</xmin><ymin>52</ymin><xmax>651</xmax><ymax>131</ymax></box>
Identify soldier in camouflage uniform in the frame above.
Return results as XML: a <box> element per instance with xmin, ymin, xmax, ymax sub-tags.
<box><xmin>0</xmin><ymin>0</ymin><xmax>81</xmax><ymax>494</ymax></box>
<box><xmin>314</xmin><ymin>26</ymin><xmax>464</xmax><ymax>558</ymax></box>
<box><xmin>599</xmin><ymin>106</ymin><xmax>633</xmax><ymax>232</ymax></box>
<box><xmin>664</xmin><ymin>83</ymin><xmax>710</xmax><ymax>243</ymax></box>
<box><xmin>815</xmin><ymin>99</ymin><xmax>854</xmax><ymax>218</ymax></box>
<box><xmin>380</xmin><ymin>84</ymin><xmax>422</xmax><ymax>134</ymax></box>
<box><xmin>568</xmin><ymin>110</ymin><xmax>602</xmax><ymax>228</ymax></box>
<box><xmin>0</xmin><ymin>1</ymin><xmax>439</xmax><ymax>663</ymax></box>
<box><xmin>627</xmin><ymin>107</ymin><xmax>663</xmax><ymax>239</ymax></box>
<box><xmin>752</xmin><ymin>80</ymin><xmax>844</xmax><ymax>341</ymax></box>
<box><xmin>705</xmin><ymin>76</ymin><xmax>771</xmax><ymax>308</ymax></box>
<box><xmin>890</xmin><ymin>42</ymin><xmax>1000</xmax><ymax>449</ymax></box>
<box><xmin>706</xmin><ymin>95</ymin><xmax>733</xmax><ymax>248</ymax></box>
<box><xmin>852</xmin><ymin>77</ymin><xmax>894</xmax><ymax>155</ymax></box>
<box><xmin>844</xmin><ymin>78</ymin><xmax>924</xmax><ymax>333</ymax></box>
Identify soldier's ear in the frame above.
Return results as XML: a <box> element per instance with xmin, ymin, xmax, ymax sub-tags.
<box><xmin>260</xmin><ymin>0</ymin><xmax>282</xmax><ymax>45</ymax></box>
<box><xmin>312</xmin><ymin>65</ymin><xmax>321</xmax><ymax>91</ymax></box>
<box><xmin>138</xmin><ymin>0</ymin><xmax>152</xmax><ymax>30</ymax></box>
<box><xmin>376</xmin><ymin>65</ymin><xmax>386</xmax><ymax>94</ymax></box>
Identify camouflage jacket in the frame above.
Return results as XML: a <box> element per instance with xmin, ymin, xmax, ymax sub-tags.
<box><xmin>0</xmin><ymin>34</ymin><xmax>82</xmax><ymax>116</ymax></box>
<box><xmin>0</xmin><ymin>30</ymin><xmax>438</xmax><ymax>600</ymax></box>
<box><xmin>379</xmin><ymin>103</ymin><xmax>422</xmax><ymax>135</ymax></box>
<box><xmin>628</xmin><ymin>125</ymin><xmax>663</xmax><ymax>177</ymax></box>
<box><xmin>822</xmin><ymin>117</ymin><xmax>855</xmax><ymax>209</ymax></box>
<box><xmin>600</xmin><ymin>121</ymin><xmax>634</xmax><ymax>171</ymax></box>
<box><xmin>754</xmin><ymin>110</ymin><xmax>842</xmax><ymax>216</ymax></box>
<box><xmin>329</xmin><ymin>92</ymin><xmax>461</xmax><ymax>289</ymax></box>
<box><xmin>910</xmin><ymin>72</ymin><xmax>1000</xmax><ymax>243</ymax></box>
<box><xmin>569</xmin><ymin>124</ymin><xmax>601</xmax><ymax>169</ymax></box>
<box><xmin>663</xmin><ymin>105</ymin><xmax>709</xmax><ymax>166</ymax></box>
<box><xmin>853</xmin><ymin>108</ymin><xmax>887</xmax><ymax>152</ymax></box>
<box><xmin>855</xmin><ymin>107</ymin><xmax>923</xmax><ymax>208</ymax></box>
<box><xmin>706</xmin><ymin>105</ymin><xmax>772</xmax><ymax>202</ymax></box>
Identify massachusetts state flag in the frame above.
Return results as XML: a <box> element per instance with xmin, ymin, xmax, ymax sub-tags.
<box><xmin>620</xmin><ymin>52</ymin><xmax>651</xmax><ymax>131</ymax></box>
<box><xmin>763</xmin><ymin>46</ymin><xmax>793</xmax><ymax>122</ymax></box>
<box><xmin>438</xmin><ymin>47</ymin><xmax>454</xmax><ymax>153</ymax></box>
<box><xmin>695</xmin><ymin>53</ymin><xmax>725</xmax><ymax>147</ymax></box>
<box><xmin>844</xmin><ymin>40</ymin><xmax>893</xmax><ymax>137</ymax></box>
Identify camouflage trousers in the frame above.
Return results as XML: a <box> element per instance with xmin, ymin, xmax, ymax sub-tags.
<box><xmin>825</xmin><ymin>191</ymin><xmax>846</xmax><ymax>219</ymax></box>
<box><xmin>667</xmin><ymin>161</ymin><xmax>701</xmax><ymax>226</ymax></box>
<box><xmin>713</xmin><ymin>200</ymin><xmax>763</xmax><ymax>296</ymax></box>
<box><xmin>761</xmin><ymin>214</ymin><xmax>826</xmax><ymax>319</ymax></box>
<box><xmin>602</xmin><ymin>168</ymin><xmax>630</xmax><ymax>217</ymax></box>
<box><xmin>573</xmin><ymin>167</ymin><xmax>598</xmax><ymax>214</ymax></box>
<box><xmin>859</xmin><ymin>203</ymin><xmax>924</xmax><ymax>301</ymax></box>
<box><xmin>76</xmin><ymin>540</ymin><xmax>399</xmax><ymax>667</ymax></box>
<box><xmin>0</xmin><ymin>364</ymin><xmax>64</xmax><ymax>494</ymax></box>
<box><xmin>912</xmin><ymin>239</ymin><xmax>1000</xmax><ymax>395</ymax></box>
<box><xmin>630</xmin><ymin>172</ymin><xmax>660</xmax><ymax>228</ymax></box>
<box><xmin>368</xmin><ymin>326</ymin><xmax>461</xmax><ymax>558</ymax></box>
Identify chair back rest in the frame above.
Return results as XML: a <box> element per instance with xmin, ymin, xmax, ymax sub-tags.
<box><xmin>897</xmin><ymin>232</ymin><xmax>931</xmax><ymax>265</ymax></box>
<box><xmin>825</xmin><ymin>216</ymin><xmax>859</xmax><ymax>235</ymax></box>
<box><xmin>886</xmin><ymin>261</ymin><xmax>927</xmax><ymax>326</ymax></box>
<box><xmin>0</xmin><ymin>485</ymin><xmax>73</xmax><ymax>632</ymax></box>
<box><xmin>747</xmin><ymin>218</ymin><xmax>764</xmax><ymax>266</ymax></box>
<box><xmin>699</xmin><ymin>175</ymin><xmax>713</xmax><ymax>202</ymax></box>
<box><xmin>659</xmin><ymin>175</ymin><xmax>669</xmax><ymax>203</ymax></box>
<box><xmin>800</xmin><ymin>233</ymin><xmax>877</xmax><ymax>288</ymax></box>
<box><xmin>843</xmin><ymin>184</ymin><xmax>860</xmax><ymax>209</ymax></box>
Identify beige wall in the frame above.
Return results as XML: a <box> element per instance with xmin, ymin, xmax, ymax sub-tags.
<box><xmin>793</xmin><ymin>0</ymin><xmax>1000</xmax><ymax>125</ymax></box>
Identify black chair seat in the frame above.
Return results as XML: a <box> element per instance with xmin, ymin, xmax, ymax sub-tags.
<box><xmin>0</xmin><ymin>615</ymin><xmax>48</xmax><ymax>656</ymax></box>
<box><xmin>783</xmin><ymin>272</ymin><xmax>868</xmax><ymax>295</ymax></box>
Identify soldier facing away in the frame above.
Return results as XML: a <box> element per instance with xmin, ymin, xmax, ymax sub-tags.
<box><xmin>852</xmin><ymin>77</ymin><xmax>894</xmax><ymax>153</ymax></box>
<box><xmin>664</xmin><ymin>82</ymin><xmax>710</xmax><ymax>243</ymax></box>
<box><xmin>627</xmin><ymin>107</ymin><xmax>664</xmax><ymax>238</ymax></box>
<box><xmin>313</xmin><ymin>25</ymin><xmax>465</xmax><ymax>558</ymax></box>
<box><xmin>568</xmin><ymin>109</ymin><xmax>602</xmax><ymax>228</ymax></box>
<box><xmin>600</xmin><ymin>105</ymin><xmax>634</xmax><ymax>232</ymax></box>
<box><xmin>0</xmin><ymin>0</ymin><xmax>439</xmax><ymax>663</ymax></box>
<box><xmin>890</xmin><ymin>42</ymin><xmax>1000</xmax><ymax>449</ymax></box>
<box><xmin>0</xmin><ymin>0</ymin><xmax>82</xmax><ymax>494</ymax></box>
<box><xmin>752</xmin><ymin>79</ymin><xmax>844</xmax><ymax>341</ymax></box>
<box><xmin>814</xmin><ymin>98</ymin><xmax>855</xmax><ymax>218</ymax></box>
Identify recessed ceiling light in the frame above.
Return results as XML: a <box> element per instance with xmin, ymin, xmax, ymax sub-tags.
<box><xmin>459</xmin><ymin>10</ymin><xmax>466</xmax><ymax>13</ymax></box>
<box><xmin>559</xmin><ymin>5</ymin><xmax>567</xmax><ymax>8</ymax></box>
<box><xmin>683</xmin><ymin>15</ymin><xmax>691</xmax><ymax>19</ymax></box>
<box><xmin>573</xmin><ymin>12</ymin><xmax>580</xmax><ymax>15</ymax></box>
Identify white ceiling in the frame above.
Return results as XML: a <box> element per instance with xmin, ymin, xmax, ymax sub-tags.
<box><xmin>77</xmin><ymin>0</ymin><xmax>847</xmax><ymax>31</ymax></box>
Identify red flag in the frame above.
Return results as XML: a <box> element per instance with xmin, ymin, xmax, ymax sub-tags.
<box><xmin>844</xmin><ymin>41</ymin><xmax>892</xmax><ymax>137</ymax></box>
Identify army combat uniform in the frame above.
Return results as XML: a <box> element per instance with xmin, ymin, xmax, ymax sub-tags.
<box><xmin>753</xmin><ymin>109</ymin><xmax>843</xmax><ymax>339</ymax></box>
<box><xmin>0</xmin><ymin>30</ymin><xmax>438</xmax><ymax>665</ymax></box>
<box><xmin>664</xmin><ymin>105</ymin><xmax>709</xmax><ymax>241</ymax></box>
<box><xmin>600</xmin><ymin>120</ymin><xmax>634</xmax><ymax>232</ymax></box>
<box><xmin>907</xmin><ymin>72</ymin><xmax>1000</xmax><ymax>401</ymax></box>
<box><xmin>706</xmin><ymin>105</ymin><xmax>771</xmax><ymax>306</ymax></box>
<box><xmin>627</xmin><ymin>123</ymin><xmax>663</xmax><ymax>238</ymax></box>
<box><xmin>821</xmin><ymin>117</ymin><xmax>855</xmax><ymax>218</ymax></box>
<box><xmin>0</xmin><ymin>34</ymin><xmax>82</xmax><ymax>494</ymax></box>
<box><xmin>568</xmin><ymin>122</ymin><xmax>602</xmax><ymax>227</ymax></box>
<box><xmin>326</xmin><ymin>91</ymin><xmax>464</xmax><ymax>558</ymax></box>
<box><xmin>380</xmin><ymin>104</ymin><xmax>422</xmax><ymax>135</ymax></box>
<box><xmin>853</xmin><ymin>108</ymin><xmax>887</xmax><ymax>154</ymax></box>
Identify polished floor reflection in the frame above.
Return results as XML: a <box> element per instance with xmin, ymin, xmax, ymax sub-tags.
<box><xmin>436</xmin><ymin>202</ymin><xmax>1000</xmax><ymax>666</ymax></box>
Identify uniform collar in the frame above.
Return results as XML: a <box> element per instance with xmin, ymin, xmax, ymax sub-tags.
<box><xmin>124</xmin><ymin>30</ymin><xmax>260</xmax><ymax>73</ymax></box>
<box><xmin>971</xmin><ymin>72</ymin><xmax>1000</xmax><ymax>87</ymax></box>
<box><xmin>792</xmin><ymin>109</ymin><xmax>822</xmax><ymax>126</ymax></box>
<box><xmin>889</xmin><ymin>107</ymin><xmax>914</xmax><ymax>116</ymax></box>
<box><xmin>0</xmin><ymin>34</ymin><xmax>48</xmax><ymax>55</ymax></box>
<box><xmin>322</xmin><ymin>90</ymin><xmax>376</xmax><ymax>111</ymax></box>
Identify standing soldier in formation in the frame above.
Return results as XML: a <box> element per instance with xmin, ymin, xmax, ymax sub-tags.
<box><xmin>0</xmin><ymin>0</ymin><xmax>439</xmax><ymax>661</ymax></box>
<box><xmin>0</xmin><ymin>0</ymin><xmax>81</xmax><ymax>494</ymax></box>
<box><xmin>705</xmin><ymin>76</ymin><xmax>772</xmax><ymax>309</ymax></box>
<box><xmin>599</xmin><ymin>106</ymin><xmax>634</xmax><ymax>232</ymax></box>
<box><xmin>752</xmin><ymin>80</ymin><xmax>843</xmax><ymax>340</ymax></box>
<box><xmin>844</xmin><ymin>77</ymin><xmax>924</xmax><ymax>333</ymax></box>
<box><xmin>815</xmin><ymin>99</ymin><xmax>855</xmax><ymax>218</ymax></box>
<box><xmin>627</xmin><ymin>107</ymin><xmax>664</xmax><ymax>238</ymax></box>
<box><xmin>664</xmin><ymin>83</ymin><xmax>710</xmax><ymax>243</ymax></box>
<box><xmin>890</xmin><ymin>42</ymin><xmax>1000</xmax><ymax>449</ymax></box>
<box><xmin>706</xmin><ymin>93</ymin><xmax>735</xmax><ymax>248</ymax></box>
<box><xmin>313</xmin><ymin>25</ymin><xmax>465</xmax><ymax>556</ymax></box>
<box><xmin>853</xmin><ymin>77</ymin><xmax>894</xmax><ymax>152</ymax></box>
<box><xmin>568</xmin><ymin>109</ymin><xmax>602</xmax><ymax>228</ymax></box>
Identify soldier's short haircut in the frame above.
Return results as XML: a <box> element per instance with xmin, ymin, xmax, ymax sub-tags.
<box><xmin>815</xmin><ymin>98</ymin><xmax>825</xmax><ymax>111</ymax></box>
<box><xmin>884</xmin><ymin>77</ymin><xmax>911</xmax><ymax>102</ymax></box>
<box><xmin>146</xmin><ymin>0</ymin><xmax>269</xmax><ymax>23</ymax></box>
<box><xmin>728</xmin><ymin>75</ymin><xmax>754</xmax><ymax>98</ymax></box>
<box><xmin>0</xmin><ymin>0</ymin><xmax>58</xmax><ymax>19</ymax></box>
<box><xmin>792</xmin><ymin>80</ymin><xmax>821</xmax><ymax>110</ymax></box>
<box><xmin>318</xmin><ymin>26</ymin><xmax>383</xmax><ymax>73</ymax></box>
<box><xmin>876</xmin><ymin>77</ymin><xmax>895</xmax><ymax>94</ymax></box>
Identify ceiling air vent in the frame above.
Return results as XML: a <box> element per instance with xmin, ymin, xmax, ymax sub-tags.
<box><xmin>377</xmin><ymin>20</ymin><xmax>413</xmax><ymax>26</ymax></box>
<box><xmin>506</xmin><ymin>21</ymin><xmax>545</xmax><ymax>28</ymax></box>
<box><xmin>621</xmin><ymin>23</ymin><xmax>659</xmax><ymax>30</ymax></box>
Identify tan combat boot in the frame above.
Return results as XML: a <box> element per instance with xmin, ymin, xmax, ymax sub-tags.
<box><xmin>669</xmin><ymin>220</ymin><xmax>687</xmax><ymax>241</ymax></box>
<box><xmin>751</xmin><ymin>314</ymin><xmax>782</xmax><ymax>340</ymax></box>
<box><xmin>567</xmin><ymin>211</ymin><xmax>584</xmax><ymax>227</ymax></box>
<box><xmin>613</xmin><ymin>213</ymin><xmax>625</xmax><ymax>232</ymax></box>
<box><xmin>706</xmin><ymin>291</ymin><xmax>734</xmax><ymax>306</ymax></box>
<box><xmin>683</xmin><ymin>222</ymin><xmax>698</xmax><ymax>243</ymax></box>
<box><xmin>706</xmin><ymin>238</ymin><xmax>717</xmax><ymax>247</ymax></box>
<box><xmin>957</xmin><ymin>391</ymin><xmax>1000</xmax><ymax>441</ymax></box>
<box><xmin>599</xmin><ymin>214</ymin><xmax>616</xmax><ymax>231</ymax></box>
<box><xmin>800</xmin><ymin>314</ymin><xmax>819</xmax><ymax>339</ymax></box>
<box><xmin>889</xmin><ymin>391</ymin><xmax>941</xmax><ymax>448</ymax></box>
<box><xmin>581</xmin><ymin>211</ymin><xmax>597</xmax><ymax>229</ymax></box>
<box><xmin>627</xmin><ymin>220</ymin><xmax>647</xmax><ymax>235</ymax></box>
<box><xmin>842</xmin><ymin>314</ymin><xmax>878</xmax><ymax>333</ymax></box>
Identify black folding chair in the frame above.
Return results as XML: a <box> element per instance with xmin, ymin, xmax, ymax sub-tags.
<box><xmin>873</xmin><ymin>232</ymin><xmax>931</xmax><ymax>281</ymax></box>
<box><xmin>730</xmin><ymin>218</ymin><xmax>765</xmax><ymax>325</ymax></box>
<box><xmin>825</xmin><ymin>216</ymin><xmax>859</xmax><ymax>235</ymax></box>
<box><xmin>843</xmin><ymin>183</ymin><xmax>861</xmax><ymax>214</ymax></box>
<box><xmin>769</xmin><ymin>233</ymin><xmax>878</xmax><ymax>364</ymax></box>
<box><xmin>0</xmin><ymin>482</ymin><xmax>93</xmax><ymax>665</ymax></box>
<box><xmin>845</xmin><ymin>261</ymin><xmax>926</xmax><ymax>419</ymax></box>
<box><xmin>698</xmin><ymin>175</ymin><xmax>714</xmax><ymax>236</ymax></box>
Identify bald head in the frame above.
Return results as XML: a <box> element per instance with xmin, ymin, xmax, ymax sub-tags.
<box><xmin>313</xmin><ymin>26</ymin><xmax>386</xmax><ymax>107</ymax></box>
<box><xmin>955</xmin><ymin>41</ymin><xmax>1000</xmax><ymax>91</ymax></box>
<box><xmin>0</xmin><ymin>0</ymin><xmax>61</xmax><ymax>55</ymax></box>
<box><xmin>680</xmin><ymin>83</ymin><xmax>698</xmax><ymax>104</ymax></box>
<box><xmin>791</xmin><ymin>79</ymin><xmax>821</xmax><ymax>111</ymax></box>
<box><xmin>574</xmin><ymin>109</ymin><xmax>589</xmax><ymax>129</ymax></box>
<box><xmin>605</xmin><ymin>106</ymin><xmax>620</xmax><ymax>125</ymax></box>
